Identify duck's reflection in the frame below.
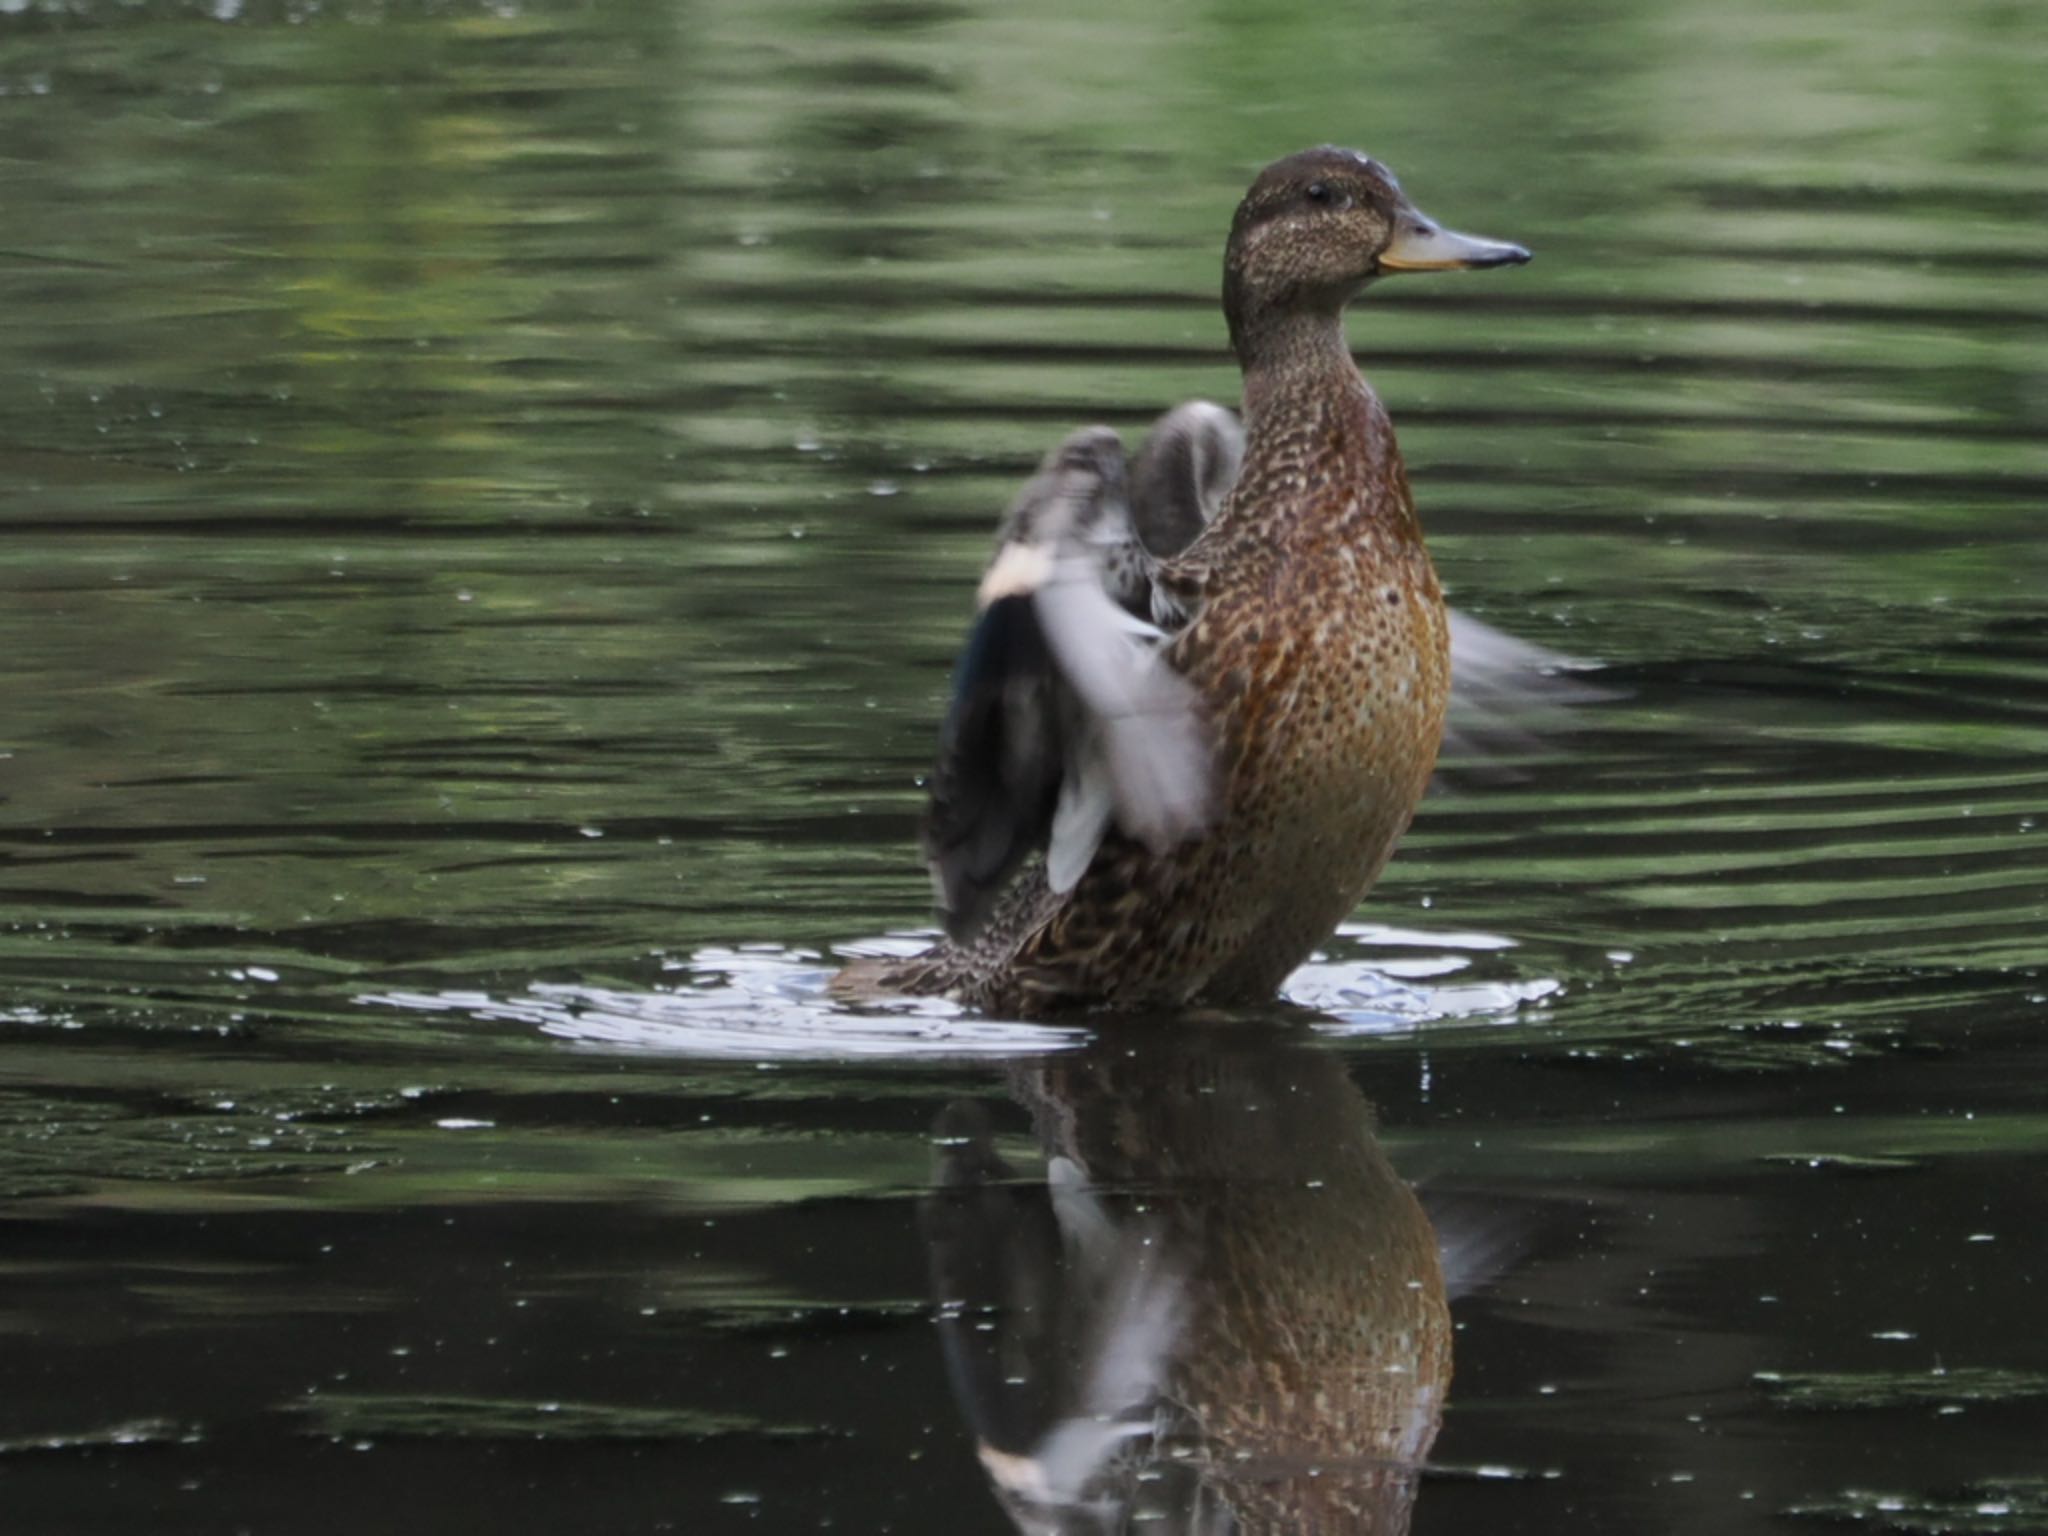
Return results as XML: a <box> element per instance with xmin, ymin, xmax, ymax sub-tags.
<box><xmin>923</xmin><ymin>1026</ymin><xmax>1449</xmax><ymax>1533</ymax></box>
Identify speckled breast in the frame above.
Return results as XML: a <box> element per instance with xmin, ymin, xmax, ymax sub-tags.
<box><xmin>1179</xmin><ymin>528</ymin><xmax>1452</xmax><ymax>999</ymax></box>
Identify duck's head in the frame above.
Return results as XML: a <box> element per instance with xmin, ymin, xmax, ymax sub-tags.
<box><xmin>1223</xmin><ymin>146</ymin><xmax>1529</xmax><ymax>362</ymax></box>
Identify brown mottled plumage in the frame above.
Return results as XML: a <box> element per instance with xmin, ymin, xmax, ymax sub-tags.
<box><xmin>843</xmin><ymin>148</ymin><xmax>1529</xmax><ymax>1015</ymax></box>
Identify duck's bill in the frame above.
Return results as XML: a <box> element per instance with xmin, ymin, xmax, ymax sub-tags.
<box><xmin>1380</xmin><ymin>221</ymin><xmax>1531</xmax><ymax>272</ymax></box>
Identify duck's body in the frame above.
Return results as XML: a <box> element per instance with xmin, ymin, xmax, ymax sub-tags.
<box><xmin>845</xmin><ymin>148</ymin><xmax>1528</xmax><ymax>1015</ymax></box>
<box><xmin>952</xmin><ymin>374</ymin><xmax>1448</xmax><ymax>1013</ymax></box>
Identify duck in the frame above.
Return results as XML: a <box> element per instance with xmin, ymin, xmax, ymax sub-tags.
<box><xmin>838</xmin><ymin>147</ymin><xmax>1531</xmax><ymax>1016</ymax></box>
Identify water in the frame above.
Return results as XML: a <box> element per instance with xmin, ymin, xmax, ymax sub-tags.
<box><xmin>3</xmin><ymin>0</ymin><xmax>2045</xmax><ymax>1530</ymax></box>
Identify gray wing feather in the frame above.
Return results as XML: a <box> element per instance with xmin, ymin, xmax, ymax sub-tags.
<box><xmin>1035</xmin><ymin>554</ymin><xmax>1212</xmax><ymax>891</ymax></box>
<box><xmin>1442</xmin><ymin>610</ymin><xmax>1618</xmax><ymax>774</ymax></box>
<box><xmin>926</xmin><ymin>426</ymin><xmax>1216</xmax><ymax>933</ymax></box>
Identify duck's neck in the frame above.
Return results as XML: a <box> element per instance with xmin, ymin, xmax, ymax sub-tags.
<box><xmin>1226</xmin><ymin>308</ymin><xmax>1408</xmax><ymax>539</ymax></box>
<box><xmin>1234</xmin><ymin>304</ymin><xmax>1346</xmax><ymax>382</ymax></box>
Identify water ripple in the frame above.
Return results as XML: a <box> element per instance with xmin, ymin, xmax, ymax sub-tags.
<box><xmin>360</xmin><ymin>922</ymin><xmax>1556</xmax><ymax>1059</ymax></box>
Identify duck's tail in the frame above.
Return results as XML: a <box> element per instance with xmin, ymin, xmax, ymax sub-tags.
<box><xmin>826</xmin><ymin>946</ymin><xmax>967</xmax><ymax>1004</ymax></box>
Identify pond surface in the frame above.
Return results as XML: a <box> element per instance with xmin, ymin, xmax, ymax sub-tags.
<box><xmin>3</xmin><ymin>0</ymin><xmax>2046</xmax><ymax>1530</ymax></box>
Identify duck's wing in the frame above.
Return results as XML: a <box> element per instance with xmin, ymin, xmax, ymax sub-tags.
<box><xmin>1437</xmin><ymin>610</ymin><xmax>1620</xmax><ymax>778</ymax></box>
<box><xmin>1128</xmin><ymin>400</ymin><xmax>1242</xmax><ymax>630</ymax></box>
<box><xmin>923</xmin><ymin>429</ymin><xmax>1213</xmax><ymax>942</ymax></box>
<box><xmin>922</xmin><ymin>591</ymin><xmax>1063</xmax><ymax>940</ymax></box>
<box><xmin>1128</xmin><ymin>400</ymin><xmax>1245</xmax><ymax>559</ymax></box>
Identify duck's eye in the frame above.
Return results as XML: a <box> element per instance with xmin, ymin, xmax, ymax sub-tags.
<box><xmin>1304</xmin><ymin>181</ymin><xmax>1349</xmax><ymax>211</ymax></box>
<box><xmin>1305</xmin><ymin>182</ymin><xmax>1332</xmax><ymax>204</ymax></box>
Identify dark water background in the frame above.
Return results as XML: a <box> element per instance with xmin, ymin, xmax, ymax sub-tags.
<box><xmin>3</xmin><ymin>0</ymin><xmax>2046</xmax><ymax>1530</ymax></box>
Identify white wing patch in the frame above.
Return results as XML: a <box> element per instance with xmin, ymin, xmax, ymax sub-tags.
<box><xmin>1034</xmin><ymin>551</ymin><xmax>1212</xmax><ymax>891</ymax></box>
